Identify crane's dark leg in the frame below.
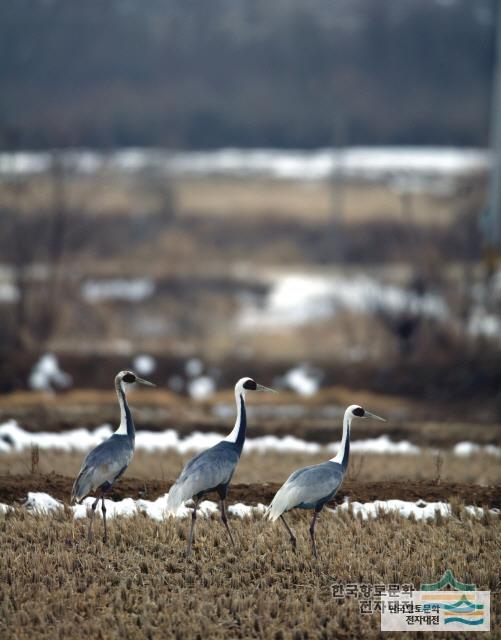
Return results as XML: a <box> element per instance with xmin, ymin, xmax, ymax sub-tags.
<box><xmin>309</xmin><ymin>511</ymin><xmax>320</xmax><ymax>558</ymax></box>
<box><xmin>280</xmin><ymin>514</ymin><xmax>297</xmax><ymax>551</ymax></box>
<box><xmin>101</xmin><ymin>495</ymin><xmax>108</xmax><ymax>543</ymax></box>
<box><xmin>219</xmin><ymin>498</ymin><xmax>235</xmax><ymax>546</ymax></box>
<box><xmin>187</xmin><ymin>498</ymin><xmax>200</xmax><ymax>556</ymax></box>
<box><xmin>87</xmin><ymin>496</ymin><xmax>100</xmax><ymax>542</ymax></box>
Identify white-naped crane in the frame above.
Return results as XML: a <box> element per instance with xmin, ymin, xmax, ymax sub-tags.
<box><xmin>71</xmin><ymin>370</ymin><xmax>155</xmax><ymax>542</ymax></box>
<box><xmin>166</xmin><ymin>377</ymin><xmax>276</xmax><ymax>554</ymax></box>
<box><xmin>266</xmin><ymin>404</ymin><xmax>385</xmax><ymax>557</ymax></box>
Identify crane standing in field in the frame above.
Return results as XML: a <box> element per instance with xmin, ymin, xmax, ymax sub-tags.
<box><xmin>266</xmin><ymin>404</ymin><xmax>385</xmax><ymax>557</ymax></box>
<box><xmin>166</xmin><ymin>377</ymin><xmax>276</xmax><ymax>554</ymax></box>
<box><xmin>71</xmin><ymin>370</ymin><xmax>155</xmax><ymax>542</ymax></box>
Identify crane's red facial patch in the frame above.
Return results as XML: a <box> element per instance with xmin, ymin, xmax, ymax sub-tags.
<box><xmin>352</xmin><ymin>407</ymin><xmax>365</xmax><ymax>417</ymax></box>
<box><xmin>243</xmin><ymin>379</ymin><xmax>257</xmax><ymax>390</ymax></box>
<box><xmin>122</xmin><ymin>372</ymin><xmax>136</xmax><ymax>383</ymax></box>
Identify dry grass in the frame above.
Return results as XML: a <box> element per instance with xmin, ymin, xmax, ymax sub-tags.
<box><xmin>176</xmin><ymin>177</ymin><xmax>455</xmax><ymax>226</ymax></box>
<box><xmin>1</xmin><ymin>449</ymin><xmax>500</xmax><ymax>487</ymax></box>
<box><xmin>0</xmin><ymin>173</ymin><xmax>455</xmax><ymax>226</ymax></box>
<box><xmin>0</xmin><ymin>507</ymin><xmax>499</xmax><ymax>639</ymax></box>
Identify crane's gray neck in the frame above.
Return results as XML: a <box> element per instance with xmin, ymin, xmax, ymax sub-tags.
<box><xmin>115</xmin><ymin>380</ymin><xmax>135</xmax><ymax>440</ymax></box>
<box><xmin>223</xmin><ymin>390</ymin><xmax>247</xmax><ymax>454</ymax></box>
<box><xmin>330</xmin><ymin>410</ymin><xmax>351</xmax><ymax>470</ymax></box>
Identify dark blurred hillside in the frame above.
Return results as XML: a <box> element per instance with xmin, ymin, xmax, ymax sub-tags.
<box><xmin>0</xmin><ymin>0</ymin><xmax>495</xmax><ymax>149</ymax></box>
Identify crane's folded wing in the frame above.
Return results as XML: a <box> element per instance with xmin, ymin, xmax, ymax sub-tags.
<box><xmin>268</xmin><ymin>462</ymin><xmax>344</xmax><ymax>519</ymax></box>
<box><xmin>72</xmin><ymin>436</ymin><xmax>133</xmax><ymax>500</ymax></box>
<box><xmin>167</xmin><ymin>443</ymin><xmax>240</xmax><ymax>513</ymax></box>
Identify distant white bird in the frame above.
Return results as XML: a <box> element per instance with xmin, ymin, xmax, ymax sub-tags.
<box><xmin>266</xmin><ymin>404</ymin><xmax>385</xmax><ymax>557</ymax></box>
<box><xmin>166</xmin><ymin>377</ymin><xmax>276</xmax><ymax>554</ymax></box>
<box><xmin>71</xmin><ymin>370</ymin><xmax>155</xmax><ymax>543</ymax></box>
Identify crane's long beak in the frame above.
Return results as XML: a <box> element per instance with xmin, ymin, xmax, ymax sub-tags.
<box><xmin>135</xmin><ymin>377</ymin><xmax>156</xmax><ymax>387</ymax></box>
<box><xmin>365</xmin><ymin>410</ymin><xmax>386</xmax><ymax>422</ymax></box>
<box><xmin>256</xmin><ymin>383</ymin><xmax>278</xmax><ymax>393</ymax></box>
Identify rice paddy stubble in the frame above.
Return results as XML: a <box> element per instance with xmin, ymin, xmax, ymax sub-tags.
<box><xmin>0</xmin><ymin>507</ymin><xmax>499</xmax><ymax>639</ymax></box>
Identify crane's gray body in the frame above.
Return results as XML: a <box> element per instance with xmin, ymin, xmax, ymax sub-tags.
<box><xmin>281</xmin><ymin>461</ymin><xmax>345</xmax><ymax>511</ymax></box>
<box><xmin>267</xmin><ymin>405</ymin><xmax>384</xmax><ymax>558</ymax></box>
<box><xmin>174</xmin><ymin>441</ymin><xmax>240</xmax><ymax>500</ymax></box>
<box><xmin>71</xmin><ymin>380</ymin><xmax>135</xmax><ymax>503</ymax></box>
<box><xmin>72</xmin><ymin>433</ymin><xmax>134</xmax><ymax>501</ymax></box>
<box><xmin>267</xmin><ymin>410</ymin><xmax>351</xmax><ymax>521</ymax></box>
<box><xmin>167</xmin><ymin>393</ymin><xmax>247</xmax><ymax>512</ymax></box>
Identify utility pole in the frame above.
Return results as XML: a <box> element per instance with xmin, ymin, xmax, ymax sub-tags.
<box><xmin>486</xmin><ymin>0</ymin><xmax>501</xmax><ymax>263</ymax></box>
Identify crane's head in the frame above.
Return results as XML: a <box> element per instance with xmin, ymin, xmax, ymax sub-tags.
<box><xmin>116</xmin><ymin>370</ymin><xmax>156</xmax><ymax>391</ymax></box>
<box><xmin>235</xmin><ymin>377</ymin><xmax>277</xmax><ymax>395</ymax></box>
<box><xmin>347</xmin><ymin>404</ymin><xmax>385</xmax><ymax>421</ymax></box>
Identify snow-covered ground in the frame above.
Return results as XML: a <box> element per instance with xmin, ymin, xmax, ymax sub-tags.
<box><xmin>281</xmin><ymin>364</ymin><xmax>322</xmax><ymax>397</ymax></box>
<box><xmin>82</xmin><ymin>278</ymin><xmax>155</xmax><ymax>303</ymax></box>
<box><xmin>0</xmin><ymin>420</ymin><xmax>499</xmax><ymax>457</ymax></box>
<box><xmin>132</xmin><ymin>354</ymin><xmax>156</xmax><ymax>376</ymax></box>
<box><xmin>28</xmin><ymin>355</ymin><xmax>72</xmax><ymax>392</ymax></box>
<box><xmin>0</xmin><ymin>147</ymin><xmax>488</xmax><ymax>185</ymax></box>
<box><xmin>333</xmin><ymin>497</ymin><xmax>499</xmax><ymax>521</ymax></box>
<box><xmin>236</xmin><ymin>269</ymin><xmax>501</xmax><ymax>341</ymax></box>
<box><xmin>238</xmin><ymin>271</ymin><xmax>448</xmax><ymax>330</ymax></box>
<box><xmin>1</xmin><ymin>491</ymin><xmax>497</xmax><ymax>522</ymax></box>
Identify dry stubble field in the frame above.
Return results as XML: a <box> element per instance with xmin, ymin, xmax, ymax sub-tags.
<box><xmin>1</xmin><ymin>506</ymin><xmax>499</xmax><ymax>640</ymax></box>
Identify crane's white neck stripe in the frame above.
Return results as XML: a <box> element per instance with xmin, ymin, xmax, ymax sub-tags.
<box><xmin>330</xmin><ymin>411</ymin><xmax>351</xmax><ymax>465</ymax></box>
<box><xmin>115</xmin><ymin>382</ymin><xmax>132</xmax><ymax>436</ymax></box>
<box><xmin>224</xmin><ymin>391</ymin><xmax>244</xmax><ymax>443</ymax></box>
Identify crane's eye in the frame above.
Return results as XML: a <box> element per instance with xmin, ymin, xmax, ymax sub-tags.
<box><xmin>352</xmin><ymin>407</ymin><xmax>365</xmax><ymax>417</ymax></box>
<box><xmin>243</xmin><ymin>379</ymin><xmax>257</xmax><ymax>390</ymax></box>
<box><xmin>122</xmin><ymin>373</ymin><xmax>136</xmax><ymax>383</ymax></box>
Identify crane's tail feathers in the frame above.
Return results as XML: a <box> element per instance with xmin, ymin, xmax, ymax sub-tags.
<box><xmin>266</xmin><ymin>502</ymin><xmax>285</xmax><ymax>522</ymax></box>
<box><xmin>71</xmin><ymin>466</ymin><xmax>93</xmax><ymax>504</ymax></box>
<box><xmin>165</xmin><ymin>481</ymin><xmax>190</xmax><ymax>516</ymax></box>
<box><xmin>266</xmin><ymin>484</ymin><xmax>296</xmax><ymax>521</ymax></box>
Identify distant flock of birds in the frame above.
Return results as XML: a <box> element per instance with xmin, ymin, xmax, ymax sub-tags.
<box><xmin>71</xmin><ymin>370</ymin><xmax>385</xmax><ymax>557</ymax></box>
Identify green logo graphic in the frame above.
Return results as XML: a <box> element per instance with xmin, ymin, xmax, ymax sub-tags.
<box><xmin>421</xmin><ymin>569</ymin><xmax>475</xmax><ymax>592</ymax></box>
<box><xmin>420</xmin><ymin>570</ymin><xmax>484</xmax><ymax>627</ymax></box>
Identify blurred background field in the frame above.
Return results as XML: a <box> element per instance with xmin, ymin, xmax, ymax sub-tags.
<box><xmin>0</xmin><ymin>0</ymin><xmax>500</xmax><ymax>485</ymax></box>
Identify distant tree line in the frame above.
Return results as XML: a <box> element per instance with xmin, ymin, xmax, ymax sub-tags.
<box><xmin>0</xmin><ymin>0</ymin><xmax>495</xmax><ymax>149</ymax></box>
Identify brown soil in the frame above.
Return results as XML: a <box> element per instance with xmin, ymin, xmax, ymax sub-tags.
<box><xmin>1</xmin><ymin>473</ymin><xmax>499</xmax><ymax>509</ymax></box>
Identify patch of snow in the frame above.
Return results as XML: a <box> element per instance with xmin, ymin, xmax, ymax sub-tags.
<box><xmin>334</xmin><ymin>498</ymin><xmax>451</xmax><ymax>520</ymax></box>
<box><xmin>1</xmin><ymin>421</ymin><xmax>498</xmax><ymax>458</ymax></box>
<box><xmin>329</xmin><ymin>435</ymin><xmax>420</xmax><ymax>455</ymax></box>
<box><xmin>0</xmin><ymin>282</ymin><xmax>19</xmax><ymax>303</ymax></box>
<box><xmin>467</xmin><ymin>309</ymin><xmax>501</xmax><ymax>339</ymax></box>
<box><xmin>0</xmin><ymin>502</ymin><xmax>11</xmax><ymax>514</ymax></box>
<box><xmin>185</xmin><ymin>358</ymin><xmax>203</xmax><ymax>378</ymax></box>
<box><xmin>0</xmin><ymin>151</ymin><xmax>52</xmax><ymax>174</ymax></box>
<box><xmin>228</xmin><ymin>503</ymin><xmax>267</xmax><ymax>517</ymax></box>
<box><xmin>7</xmin><ymin>492</ymin><xmax>497</xmax><ymax>523</ymax></box>
<box><xmin>453</xmin><ymin>442</ymin><xmax>501</xmax><ymax>457</ymax></box>
<box><xmin>0</xmin><ymin>147</ymin><xmax>489</xmax><ymax>182</ymax></box>
<box><xmin>187</xmin><ymin>376</ymin><xmax>215</xmax><ymax>400</ymax></box>
<box><xmin>133</xmin><ymin>354</ymin><xmax>156</xmax><ymax>376</ymax></box>
<box><xmin>28</xmin><ymin>354</ymin><xmax>72</xmax><ymax>392</ymax></box>
<box><xmin>82</xmin><ymin>278</ymin><xmax>155</xmax><ymax>303</ymax></box>
<box><xmin>0</xmin><ymin>421</ymin><xmax>112</xmax><ymax>452</ymax></box>
<box><xmin>282</xmin><ymin>365</ymin><xmax>321</xmax><ymax>397</ymax></box>
<box><xmin>238</xmin><ymin>273</ymin><xmax>447</xmax><ymax>330</ymax></box>
<box><xmin>24</xmin><ymin>492</ymin><xmax>63</xmax><ymax>513</ymax></box>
